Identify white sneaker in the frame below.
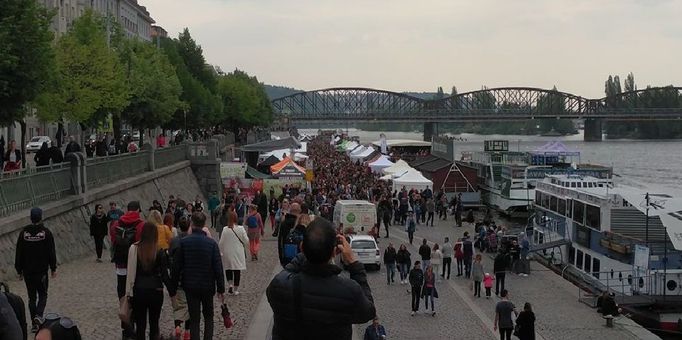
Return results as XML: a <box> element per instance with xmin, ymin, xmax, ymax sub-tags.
<box><xmin>411</xmin><ymin>311</ymin><xmax>415</xmax><ymax>316</ymax></box>
<box><xmin>234</xmin><ymin>291</ymin><xmax>240</xmax><ymax>296</ymax></box>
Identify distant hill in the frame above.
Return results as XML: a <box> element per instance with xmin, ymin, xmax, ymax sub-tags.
<box><xmin>263</xmin><ymin>84</ymin><xmax>303</xmax><ymax>100</ymax></box>
<box><xmin>402</xmin><ymin>92</ymin><xmax>439</xmax><ymax>100</ymax></box>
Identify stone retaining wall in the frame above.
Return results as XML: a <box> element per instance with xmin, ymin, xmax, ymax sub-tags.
<box><xmin>0</xmin><ymin>161</ymin><xmax>205</xmax><ymax>281</ymax></box>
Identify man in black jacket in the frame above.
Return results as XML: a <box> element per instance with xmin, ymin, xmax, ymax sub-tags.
<box><xmin>408</xmin><ymin>261</ymin><xmax>424</xmax><ymax>316</ymax></box>
<box><xmin>266</xmin><ymin>217</ymin><xmax>375</xmax><ymax>340</ymax></box>
<box><xmin>15</xmin><ymin>207</ymin><xmax>57</xmax><ymax>331</ymax></box>
<box><xmin>383</xmin><ymin>243</ymin><xmax>397</xmax><ymax>285</ymax></box>
<box><xmin>493</xmin><ymin>251</ymin><xmax>508</xmax><ymax>296</ymax></box>
<box><xmin>169</xmin><ymin>212</ymin><xmax>225</xmax><ymax>340</ymax></box>
<box><xmin>418</xmin><ymin>239</ymin><xmax>432</xmax><ymax>270</ymax></box>
<box><xmin>276</xmin><ymin>202</ymin><xmax>301</xmax><ymax>267</ymax></box>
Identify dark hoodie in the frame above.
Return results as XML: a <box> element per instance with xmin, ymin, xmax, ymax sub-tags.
<box><xmin>266</xmin><ymin>253</ymin><xmax>376</xmax><ymax>340</ymax></box>
<box><xmin>34</xmin><ymin>142</ymin><xmax>50</xmax><ymax>166</ymax></box>
<box><xmin>277</xmin><ymin>213</ymin><xmax>299</xmax><ymax>267</ymax></box>
<box><xmin>108</xmin><ymin>211</ymin><xmax>145</xmax><ymax>269</ymax></box>
<box><xmin>15</xmin><ymin>223</ymin><xmax>57</xmax><ymax>275</ymax></box>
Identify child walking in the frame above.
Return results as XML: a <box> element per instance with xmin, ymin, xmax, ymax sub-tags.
<box><xmin>484</xmin><ymin>272</ymin><xmax>495</xmax><ymax>299</ymax></box>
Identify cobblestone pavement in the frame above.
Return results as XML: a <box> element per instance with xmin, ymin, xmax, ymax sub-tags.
<box><xmin>5</xmin><ymin>231</ymin><xmax>280</xmax><ymax>340</ymax></box>
<box><xmin>363</xmin><ymin>214</ymin><xmax>649</xmax><ymax>340</ymax></box>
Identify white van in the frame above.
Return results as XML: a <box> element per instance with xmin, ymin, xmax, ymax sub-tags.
<box><xmin>333</xmin><ymin>200</ymin><xmax>377</xmax><ymax>234</ymax></box>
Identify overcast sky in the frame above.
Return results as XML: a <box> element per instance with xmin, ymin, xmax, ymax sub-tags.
<box><xmin>143</xmin><ymin>0</ymin><xmax>681</xmax><ymax>98</ymax></box>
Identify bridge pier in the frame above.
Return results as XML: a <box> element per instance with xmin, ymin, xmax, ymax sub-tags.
<box><xmin>424</xmin><ymin>122</ymin><xmax>437</xmax><ymax>142</ymax></box>
<box><xmin>584</xmin><ymin>119</ymin><xmax>602</xmax><ymax>142</ymax></box>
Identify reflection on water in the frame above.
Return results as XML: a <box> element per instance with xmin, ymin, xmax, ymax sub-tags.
<box><xmin>300</xmin><ymin>128</ymin><xmax>682</xmax><ymax>191</ymax></box>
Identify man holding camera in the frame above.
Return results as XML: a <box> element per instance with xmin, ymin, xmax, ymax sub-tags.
<box><xmin>267</xmin><ymin>217</ymin><xmax>376</xmax><ymax>340</ymax></box>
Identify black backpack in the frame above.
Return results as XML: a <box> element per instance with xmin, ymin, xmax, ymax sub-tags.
<box><xmin>112</xmin><ymin>222</ymin><xmax>137</xmax><ymax>265</ymax></box>
<box><xmin>1</xmin><ymin>282</ymin><xmax>27</xmax><ymax>340</ymax></box>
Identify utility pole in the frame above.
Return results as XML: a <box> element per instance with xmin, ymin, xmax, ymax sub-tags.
<box><xmin>645</xmin><ymin>192</ymin><xmax>649</xmax><ymax>247</ymax></box>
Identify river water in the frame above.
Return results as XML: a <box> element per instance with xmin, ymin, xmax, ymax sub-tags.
<box><xmin>298</xmin><ymin>128</ymin><xmax>682</xmax><ymax>192</ymax></box>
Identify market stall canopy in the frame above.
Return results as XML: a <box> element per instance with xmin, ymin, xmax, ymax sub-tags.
<box><xmin>368</xmin><ymin>155</ymin><xmax>394</xmax><ymax>173</ymax></box>
<box><xmin>392</xmin><ymin>169</ymin><xmax>433</xmax><ymax>192</ymax></box>
<box><xmin>350</xmin><ymin>146</ymin><xmax>375</xmax><ymax>161</ymax></box>
<box><xmin>258</xmin><ymin>155</ymin><xmax>280</xmax><ymax>167</ymax></box>
<box><xmin>382</xmin><ymin>159</ymin><xmax>413</xmax><ymax>175</ymax></box>
<box><xmin>246</xmin><ymin>165</ymin><xmax>272</xmax><ymax>179</ymax></box>
<box><xmin>240</xmin><ymin>136</ymin><xmax>301</xmax><ymax>153</ymax></box>
<box><xmin>270</xmin><ymin>156</ymin><xmax>306</xmax><ymax>177</ymax></box>
<box><xmin>260</xmin><ymin>149</ymin><xmax>309</xmax><ymax>162</ymax></box>
<box><xmin>350</xmin><ymin>145</ymin><xmax>367</xmax><ymax>156</ymax></box>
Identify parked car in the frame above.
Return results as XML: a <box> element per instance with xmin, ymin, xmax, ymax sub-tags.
<box><xmin>25</xmin><ymin>136</ymin><xmax>51</xmax><ymax>153</ymax></box>
<box><xmin>348</xmin><ymin>235</ymin><xmax>381</xmax><ymax>270</ymax></box>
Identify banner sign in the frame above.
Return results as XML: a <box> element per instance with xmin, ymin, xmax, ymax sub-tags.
<box><xmin>220</xmin><ymin>162</ymin><xmax>247</xmax><ymax>179</ymax></box>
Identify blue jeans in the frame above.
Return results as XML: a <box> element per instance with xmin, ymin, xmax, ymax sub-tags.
<box><xmin>399</xmin><ymin>263</ymin><xmax>409</xmax><ymax>281</ymax></box>
<box><xmin>424</xmin><ymin>287</ymin><xmax>436</xmax><ymax>311</ymax></box>
<box><xmin>386</xmin><ymin>263</ymin><xmax>395</xmax><ymax>283</ymax></box>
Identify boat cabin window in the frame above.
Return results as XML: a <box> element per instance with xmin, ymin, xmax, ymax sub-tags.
<box><xmin>566</xmin><ymin>200</ymin><xmax>572</xmax><ymax>218</ymax></box>
<box><xmin>588</xmin><ymin>183</ymin><xmax>593</xmax><ymax>188</ymax></box>
<box><xmin>571</xmin><ymin>182</ymin><xmax>577</xmax><ymax>188</ymax></box>
<box><xmin>585</xmin><ymin>204</ymin><xmax>601</xmax><ymax>230</ymax></box>
<box><xmin>584</xmin><ymin>254</ymin><xmax>592</xmax><ymax>273</ymax></box>
<box><xmin>535</xmin><ymin>191</ymin><xmax>541</xmax><ymax>206</ymax></box>
<box><xmin>568</xmin><ymin>246</ymin><xmax>575</xmax><ymax>264</ymax></box>
<box><xmin>576</xmin><ymin>249</ymin><xmax>584</xmax><ymax>270</ymax></box>
<box><xmin>575</xmin><ymin>224</ymin><xmax>591</xmax><ymax>248</ymax></box>
<box><xmin>558</xmin><ymin>199</ymin><xmax>566</xmax><ymax>217</ymax></box>
<box><xmin>592</xmin><ymin>258</ymin><xmax>600</xmax><ymax>279</ymax></box>
<box><xmin>550</xmin><ymin>196</ymin><xmax>558</xmax><ymax>212</ymax></box>
<box><xmin>573</xmin><ymin>201</ymin><xmax>585</xmax><ymax>225</ymax></box>
<box><xmin>541</xmin><ymin>193</ymin><xmax>550</xmax><ymax>209</ymax></box>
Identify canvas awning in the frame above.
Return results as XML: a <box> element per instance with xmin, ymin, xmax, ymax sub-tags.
<box><xmin>270</xmin><ymin>156</ymin><xmax>306</xmax><ymax>177</ymax></box>
<box><xmin>258</xmin><ymin>155</ymin><xmax>280</xmax><ymax>167</ymax></box>
<box><xmin>240</xmin><ymin>136</ymin><xmax>301</xmax><ymax>152</ymax></box>
<box><xmin>351</xmin><ymin>146</ymin><xmax>375</xmax><ymax>161</ymax></box>
<box><xmin>368</xmin><ymin>155</ymin><xmax>394</xmax><ymax>174</ymax></box>
<box><xmin>392</xmin><ymin>169</ymin><xmax>433</xmax><ymax>191</ymax></box>
<box><xmin>246</xmin><ymin>165</ymin><xmax>271</xmax><ymax>179</ymax></box>
<box><xmin>531</xmin><ymin>141</ymin><xmax>580</xmax><ymax>157</ymax></box>
<box><xmin>382</xmin><ymin>159</ymin><xmax>413</xmax><ymax>175</ymax></box>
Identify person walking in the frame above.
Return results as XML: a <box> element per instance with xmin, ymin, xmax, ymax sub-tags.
<box><xmin>494</xmin><ymin>251</ymin><xmax>508</xmax><ymax>296</ymax></box>
<box><xmin>207</xmin><ymin>192</ymin><xmax>220</xmax><ymax>230</ymax></box>
<box><xmin>64</xmin><ymin>136</ymin><xmax>81</xmax><ymax>156</ymax></box>
<box><xmin>276</xmin><ymin>202</ymin><xmax>300</xmax><ymax>266</ymax></box>
<box><xmin>515</xmin><ymin>302</ymin><xmax>535</xmax><ymax>340</ymax></box>
<box><xmin>169</xmin><ymin>212</ymin><xmax>225</xmax><ymax>340</ymax></box>
<box><xmin>430</xmin><ymin>244</ymin><xmax>442</xmax><ymax>282</ymax></box>
<box><xmin>454</xmin><ymin>239</ymin><xmax>464</xmax><ymax>277</ymax></box>
<box><xmin>109</xmin><ymin>201</ymin><xmax>145</xmax><ymax>339</ymax></box>
<box><xmin>269</xmin><ymin>196</ymin><xmax>279</xmax><ymax>232</ymax></box>
<box><xmin>363</xmin><ymin>316</ymin><xmax>387</xmax><ymax>340</ymax></box>
<box><xmin>14</xmin><ymin>207</ymin><xmax>57</xmax><ymax>331</ymax></box>
<box><xmin>441</xmin><ymin>237</ymin><xmax>453</xmax><ymax>280</ymax></box>
<box><xmin>425</xmin><ymin>198</ymin><xmax>435</xmax><ymax>227</ymax></box>
<box><xmin>3</xmin><ymin>140</ymin><xmax>21</xmax><ymax>172</ymax></box>
<box><xmin>484</xmin><ymin>273</ymin><xmax>495</xmax><ymax>299</ymax></box>
<box><xmin>494</xmin><ymin>289</ymin><xmax>518</xmax><ymax>340</ymax></box>
<box><xmin>383</xmin><ymin>243</ymin><xmax>397</xmax><ymax>285</ymax></box>
<box><xmin>219</xmin><ymin>211</ymin><xmax>248</xmax><ymax>296</ymax></box>
<box><xmin>462</xmin><ymin>232</ymin><xmax>474</xmax><ymax>279</ymax></box>
<box><xmin>266</xmin><ymin>217</ymin><xmax>376</xmax><ymax>340</ymax></box>
<box><xmin>418</xmin><ymin>239</ymin><xmax>431</xmax><ymax>270</ymax></box>
<box><xmin>89</xmin><ymin>204</ymin><xmax>110</xmax><ymax>262</ymax></box>
<box><xmin>408</xmin><ymin>261</ymin><xmax>424</xmax><ymax>316</ymax></box>
<box><xmin>245</xmin><ymin>204</ymin><xmax>264</xmax><ymax>261</ymax></box>
<box><xmin>471</xmin><ymin>254</ymin><xmax>484</xmax><ymax>298</ymax></box>
<box><xmin>168</xmin><ymin>216</ymin><xmax>191</xmax><ymax>339</ymax></box>
<box><xmin>405</xmin><ymin>211</ymin><xmax>416</xmax><ymax>245</ymax></box>
<box><xmin>421</xmin><ymin>265</ymin><xmax>438</xmax><ymax>316</ymax></box>
<box><xmin>34</xmin><ymin>142</ymin><xmax>51</xmax><ymax>167</ymax></box>
<box><xmin>125</xmin><ymin>222</ymin><xmax>170</xmax><ymax>340</ymax></box>
<box><xmin>396</xmin><ymin>244</ymin><xmax>411</xmax><ymax>284</ymax></box>
<box><xmin>148</xmin><ymin>210</ymin><xmax>172</xmax><ymax>250</ymax></box>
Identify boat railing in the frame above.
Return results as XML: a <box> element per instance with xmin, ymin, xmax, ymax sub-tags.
<box><xmin>576</xmin><ymin>268</ymin><xmax>658</xmax><ymax>307</ymax></box>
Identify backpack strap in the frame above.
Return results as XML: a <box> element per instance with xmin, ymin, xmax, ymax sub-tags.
<box><xmin>292</xmin><ymin>274</ymin><xmax>303</xmax><ymax>325</ymax></box>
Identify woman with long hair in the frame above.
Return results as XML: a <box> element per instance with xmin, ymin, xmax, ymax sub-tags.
<box><xmin>472</xmin><ymin>254</ymin><xmax>484</xmax><ymax>298</ymax></box>
<box><xmin>147</xmin><ymin>210</ymin><xmax>172</xmax><ymax>250</ymax></box>
<box><xmin>219</xmin><ymin>211</ymin><xmax>249</xmax><ymax>295</ymax></box>
<box><xmin>245</xmin><ymin>204</ymin><xmax>264</xmax><ymax>260</ymax></box>
<box><xmin>89</xmin><ymin>204</ymin><xmax>110</xmax><ymax>262</ymax></box>
<box><xmin>163</xmin><ymin>213</ymin><xmax>176</xmax><ymax>237</ymax></box>
<box><xmin>3</xmin><ymin>140</ymin><xmax>21</xmax><ymax>172</ymax></box>
<box><xmin>396</xmin><ymin>244</ymin><xmax>411</xmax><ymax>284</ymax></box>
<box><xmin>125</xmin><ymin>222</ymin><xmax>170</xmax><ymax>340</ymax></box>
<box><xmin>515</xmin><ymin>302</ymin><xmax>536</xmax><ymax>340</ymax></box>
<box><xmin>421</xmin><ymin>265</ymin><xmax>438</xmax><ymax>316</ymax></box>
<box><xmin>431</xmin><ymin>243</ymin><xmax>442</xmax><ymax>282</ymax></box>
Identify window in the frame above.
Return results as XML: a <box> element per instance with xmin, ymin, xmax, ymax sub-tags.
<box><xmin>592</xmin><ymin>258</ymin><xmax>600</xmax><ymax>279</ymax></box>
<box><xmin>584</xmin><ymin>254</ymin><xmax>592</xmax><ymax>273</ymax></box>
<box><xmin>550</xmin><ymin>196</ymin><xmax>558</xmax><ymax>212</ymax></box>
<box><xmin>576</xmin><ymin>249</ymin><xmax>584</xmax><ymax>270</ymax></box>
<box><xmin>535</xmin><ymin>191</ymin><xmax>541</xmax><ymax>205</ymax></box>
<box><xmin>585</xmin><ymin>204</ymin><xmax>601</xmax><ymax>230</ymax></box>
<box><xmin>575</xmin><ymin>225</ymin><xmax>591</xmax><ymax>248</ymax></box>
<box><xmin>574</xmin><ymin>201</ymin><xmax>585</xmax><ymax>225</ymax></box>
<box><xmin>542</xmin><ymin>193</ymin><xmax>550</xmax><ymax>209</ymax></box>
<box><xmin>568</xmin><ymin>246</ymin><xmax>575</xmax><ymax>264</ymax></box>
<box><xmin>351</xmin><ymin>240</ymin><xmax>377</xmax><ymax>250</ymax></box>
<box><xmin>566</xmin><ymin>200</ymin><xmax>572</xmax><ymax>218</ymax></box>
<box><xmin>558</xmin><ymin>199</ymin><xmax>566</xmax><ymax>217</ymax></box>
<box><xmin>571</xmin><ymin>182</ymin><xmax>576</xmax><ymax>188</ymax></box>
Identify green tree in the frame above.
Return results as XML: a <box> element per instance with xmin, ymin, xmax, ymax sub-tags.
<box><xmin>119</xmin><ymin>39</ymin><xmax>184</xmax><ymax>146</ymax></box>
<box><xmin>0</xmin><ymin>0</ymin><xmax>55</xmax><ymax>160</ymax></box>
<box><xmin>217</xmin><ymin>69</ymin><xmax>273</xmax><ymax>132</ymax></box>
<box><xmin>177</xmin><ymin>28</ymin><xmax>217</xmax><ymax>90</ymax></box>
<box><xmin>36</xmin><ymin>10</ymin><xmax>128</xmax><ymax>143</ymax></box>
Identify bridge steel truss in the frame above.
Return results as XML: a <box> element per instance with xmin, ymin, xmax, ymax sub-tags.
<box><xmin>271</xmin><ymin>87</ymin><xmax>682</xmax><ymax>122</ymax></box>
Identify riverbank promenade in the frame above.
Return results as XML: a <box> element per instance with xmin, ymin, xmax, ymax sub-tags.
<box><xmin>3</xmin><ymin>212</ymin><xmax>660</xmax><ymax>339</ymax></box>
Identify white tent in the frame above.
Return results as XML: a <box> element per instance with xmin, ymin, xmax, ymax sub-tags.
<box><xmin>345</xmin><ymin>141</ymin><xmax>359</xmax><ymax>151</ymax></box>
<box><xmin>260</xmin><ymin>149</ymin><xmax>308</xmax><ymax>162</ymax></box>
<box><xmin>392</xmin><ymin>169</ymin><xmax>433</xmax><ymax>191</ymax></box>
<box><xmin>350</xmin><ymin>145</ymin><xmax>367</xmax><ymax>156</ymax></box>
<box><xmin>368</xmin><ymin>155</ymin><xmax>394</xmax><ymax>173</ymax></box>
<box><xmin>382</xmin><ymin>159</ymin><xmax>412</xmax><ymax>175</ymax></box>
<box><xmin>350</xmin><ymin>146</ymin><xmax>375</xmax><ymax>162</ymax></box>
